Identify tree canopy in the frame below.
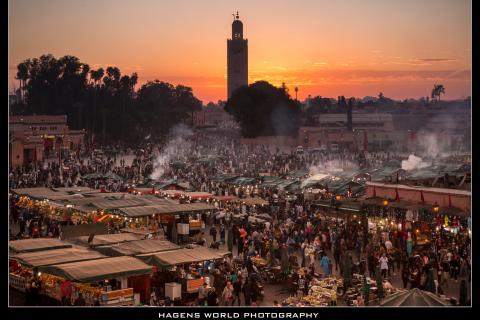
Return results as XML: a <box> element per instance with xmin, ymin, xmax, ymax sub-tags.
<box><xmin>224</xmin><ymin>81</ymin><xmax>301</xmax><ymax>138</ymax></box>
<box><xmin>11</xmin><ymin>54</ymin><xmax>202</xmax><ymax>144</ymax></box>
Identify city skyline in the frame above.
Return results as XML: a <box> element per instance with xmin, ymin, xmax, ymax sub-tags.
<box><xmin>9</xmin><ymin>0</ymin><xmax>471</xmax><ymax>103</ymax></box>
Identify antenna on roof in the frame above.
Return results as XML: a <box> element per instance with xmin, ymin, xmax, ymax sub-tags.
<box><xmin>236</xmin><ymin>11</ymin><xmax>239</xmax><ymax>19</ymax></box>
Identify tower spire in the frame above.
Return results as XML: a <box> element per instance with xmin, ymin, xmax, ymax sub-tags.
<box><xmin>236</xmin><ymin>11</ymin><xmax>239</xmax><ymax>20</ymax></box>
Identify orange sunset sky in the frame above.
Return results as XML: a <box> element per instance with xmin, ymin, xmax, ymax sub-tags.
<box><xmin>8</xmin><ymin>0</ymin><xmax>471</xmax><ymax>103</ymax></box>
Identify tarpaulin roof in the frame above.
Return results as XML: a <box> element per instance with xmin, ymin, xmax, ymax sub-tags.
<box><xmin>95</xmin><ymin>240</ymin><xmax>180</xmax><ymax>257</ymax></box>
<box><xmin>9</xmin><ymin>238</ymin><xmax>72</xmax><ymax>253</ymax></box>
<box><xmin>39</xmin><ymin>256</ymin><xmax>153</xmax><ymax>282</ymax></box>
<box><xmin>139</xmin><ymin>196</ymin><xmax>178</xmax><ymax>206</ymax></box>
<box><xmin>185</xmin><ymin>192</ymin><xmax>214</xmax><ymax>199</ymax></box>
<box><xmin>313</xmin><ymin>199</ymin><xmax>362</xmax><ymax>212</ymax></box>
<box><xmin>380</xmin><ymin>288</ymin><xmax>449</xmax><ymax>306</ymax></box>
<box><xmin>211</xmin><ymin>195</ymin><xmax>239</xmax><ymax>202</ymax></box>
<box><xmin>210</xmin><ymin>175</ymin><xmax>238</xmax><ymax>183</ymax></box>
<box><xmin>137</xmin><ymin>246</ymin><xmax>229</xmax><ymax>267</ymax></box>
<box><xmin>120</xmin><ymin>228</ymin><xmax>162</xmax><ymax>236</ymax></box>
<box><xmin>10</xmin><ymin>188</ymin><xmax>88</xmax><ymax>201</ymax></box>
<box><xmin>229</xmin><ymin>177</ymin><xmax>258</xmax><ymax>186</ymax></box>
<box><xmin>285</xmin><ymin>170</ymin><xmax>308</xmax><ymax>179</ymax></box>
<box><xmin>68</xmin><ymin>233</ymin><xmax>143</xmax><ymax>247</ymax></box>
<box><xmin>11</xmin><ymin>247</ymin><xmax>106</xmax><ymax>267</ymax></box>
<box><xmin>333</xmin><ymin>181</ymin><xmax>365</xmax><ymax>195</ymax></box>
<box><xmin>370</xmin><ymin>167</ymin><xmax>406</xmax><ymax>182</ymax></box>
<box><xmin>116</xmin><ymin>202</ymin><xmax>215</xmax><ymax>217</ymax></box>
<box><xmin>238</xmin><ymin>197</ymin><xmax>269</xmax><ymax>206</ymax></box>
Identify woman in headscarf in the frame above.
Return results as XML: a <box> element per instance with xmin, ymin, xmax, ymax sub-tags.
<box><xmin>320</xmin><ymin>252</ymin><xmax>331</xmax><ymax>276</ymax></box>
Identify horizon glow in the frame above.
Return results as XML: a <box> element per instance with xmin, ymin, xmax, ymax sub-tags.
<box><xmin>8</xmin><ymin>0</ymin><xmax>471</xmax><ymax>103</ymax></box>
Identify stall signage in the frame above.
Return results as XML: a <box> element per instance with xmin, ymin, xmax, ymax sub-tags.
<box><xmin>160</xmin><ymin>214</ymin><xmax>175</xmax><ymax>223</ymax></box>
<box><xmin>103</xmin><ymin>288</ymin><xmax>134</xmax><ymax>301</ymax></box>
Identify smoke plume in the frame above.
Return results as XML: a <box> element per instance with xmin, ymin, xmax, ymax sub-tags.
<box><xmin>401</xmin><ymin>154</ymin><xmax>430</xmax><ymax>171</ymax></box>
<box><xmin>150</xmin><ymin>124</ymin><xmax>193</xmax><ymax>180</ymax></box>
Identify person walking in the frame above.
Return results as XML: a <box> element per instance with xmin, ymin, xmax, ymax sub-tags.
<box><xmin>379</xmin><ymin>253</ymin><xmax>389</xmax><ymax>279</ymax></box>
<box><xmin>320</xmin><ymin>253</ymin><xmax>331</xmax><ymax>276</ymax></box>
<box><xmin>220</xmin><ymin>224</ymin><xmax>226</xmax><ymax>243</ymax></box>
<box><xmin>242</xmin><ymin>279</ymin><xmax>251</xmax><ymax>306</ymax></box>
<box><xmin>232</xmin><ymin>279</ymin><xmax>242</xmax><ymax>306</ymax></box>
<box><xmin>210</xmin><ymin>226</ymin><xmax>217</xmax><ymax>243</ymax></box>
<box><xmin>222</xmin><ymin>281</ymin><xmax>234</xmax><ymax>306</ymax></box>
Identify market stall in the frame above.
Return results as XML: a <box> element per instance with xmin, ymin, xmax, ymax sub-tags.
<box><xmin>137</xmin><ymin>246</ymin><xmax>229</xmax><ymax>301</ymax></box>
<box><xmin>39</xmin><ymin>256</ymin><xmax>154</xmax><ymax>306</ymax></box>
<box><xmin>67</xmin><ymin>233</ymin><xmax>142</xmax><ymax>247</ymax></box>
<box><xmin>94</xmin><ymin>239</ymin><xmax>180</xmax><ymax>257</ymax></box>
<box><xmin>9</xmin><ymin>247</ymin><xmax>106</xmax><ymax>294</ymax></box>
<box><xmin>10</xmin><ymin>238</ymin><xmax>72</xmax><ymax>254</ymax></box>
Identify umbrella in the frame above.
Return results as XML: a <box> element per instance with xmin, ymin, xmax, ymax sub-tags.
<box><xmin>171</xmin><ymin>223</ymin><xmax>178</xmax><ymax>244</ymax></box>
<box><xmin>376</xmin><ymin>267</ymin><xmax>384</xmax><ymax>301</ymax></box>
<box><xmin>227</xmin><ymin>227</ymin><xmax>233</xmax><ymax>253</ymax></box>
<box><xmin>380</xmin><ymin>288</ymin><xmax>449</xmax><ymax>306</ymax></box>
<box><xmin>281</xmin><ymin>245</ymin><xmax>289</xmax><ymax>274</ymax></box>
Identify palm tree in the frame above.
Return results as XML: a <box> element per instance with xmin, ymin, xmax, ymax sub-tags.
<box><xmin>16</xmin><ymin>61</ymin><xmax>30</xmax><ymax>103</ymax></box>
<box><xmin>431</xmin><ymin>84</ymin><xmax>445</xmax><ymax>102</ymax></box>
<box><xmin>89</xmin><ymin>68</ymin><xmax>104</xmax><ymax>141</ymax></box>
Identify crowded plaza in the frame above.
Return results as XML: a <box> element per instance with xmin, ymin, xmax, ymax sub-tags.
<box><xmin>9</xmin><ymin>128</ymin><xmax>471</xmax><ymax>307</ymax></box>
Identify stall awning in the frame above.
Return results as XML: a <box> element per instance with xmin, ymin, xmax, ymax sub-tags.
<box><xmin>238</xmin><ymin>197</ymin><xmax>269</xmax><ymax>206</ymax></box>
<box><xmin>68</xmin><ymin>233</ymin><xmax>143</xmax><ymax>247</ymax></box>
<box><xmin>138</xmin><ymin>246</ymin><xmax>229</xmax><ymax>267</ymax></box>
<box><xmin>11</xmin><ymin>247</ymin><xmax>106</xmax><ymax>267</ymax></box>
<box><xmin>116</xmin><ymin>203</ymin><xmax>216</xmax><ymax>218</ymax></box>
<box><xmin>95</xmin><ymin>240</ymin><xmax>180</xmax><ymax>257</ymax></box>
<box><xmin>184</xmin><ymin>192</ymin><xmax>214</xmax><ymax>199</ymax></box>
<box><xmin>314</xmin><ymin>200</ymin><xmax>362</xmax><ymax>213</ymax></box>
<box><xmin>9</xmin><ymin>238</ymin><xmax>72</xmax><ymax>253</ymax></box>
<box><xmin>39</xmin><ymin>256</ymin><xmax>153</xmax><ymax>282</ymax></box>
<box><xmin>211</xmin><ymin>195</ymin><xmax>239</xmax><ymax>202</ymax></box>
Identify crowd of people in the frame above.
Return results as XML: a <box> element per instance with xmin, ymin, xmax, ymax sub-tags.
<box><xmin>9</xmin><ymin>129</ymin><xmax>471</xmax><ymax>306</ymax></box>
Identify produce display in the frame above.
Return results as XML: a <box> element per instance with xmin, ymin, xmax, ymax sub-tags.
<box><xmin>283</xmin><ymin>273</ymin><xmax>399</xmax><ymax>306</ymax></box>
<box><xmin>251</xmin><ymin>256</ymin><xmax>268</xmax><ymax>267</ymax></box>
<box><xmin>283</xmin><ymin>276</ymin><xmax>342</xmax><ymax>307</ymax></box>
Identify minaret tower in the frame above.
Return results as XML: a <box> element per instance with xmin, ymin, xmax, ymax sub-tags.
<box><xmin>227</xmin><ymin>11</ymin><xmax>248</xmax><ymax>99</ymax></box>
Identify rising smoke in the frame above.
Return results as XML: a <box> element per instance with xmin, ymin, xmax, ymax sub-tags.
<box><xmin>401</xmin><ymin>154</ymin><xmax>430</xmax><ymax>171</ymax></box>
<box><xmin>150</xmin><ymin>124</ymin><xmax>194</xmax><ymax>180</ymax></box>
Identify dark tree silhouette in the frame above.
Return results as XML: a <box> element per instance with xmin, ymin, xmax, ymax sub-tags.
<box><xmin>13</xmin><ymin>54</ymin><xmax>202</xmax><ymax>144</ymax></box>
<box><xmin>224</xmin><ymin>81</ymin><xmax>301</xmax><ymax>138</ymax></box>
<box><xmin>431</xmin><ymin>84</ymin><xmax>445</xmax><ymax>101</ymax></box>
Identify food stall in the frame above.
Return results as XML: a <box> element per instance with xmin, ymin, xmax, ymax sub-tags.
<box><xmin>38</xmin><ymin>256</ymin><xmax>154</xmax><ymax>306</ymax></box>
<box><xmin>137</xmin><ymin>246</ymin><xmax>230</xmax><ymax>302</ymax></box>
<box><xmin>94</xmin><ymin>239</ymin><xmax>180</xmax><ymax>257</ymax></box>
<box><xmin>67</xmin><ymin>233</ymin><xmax>143</xmax><ymax>248</ymax></box>
<box><xmin>9</xmin><ymin>238</ymin><xmax>72</xmax><ymax>254</ymax></box>
<box><xmin>9</xmin><ymin>246</ymin><xmax>106</xmax><ymax>295</ymax></box>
